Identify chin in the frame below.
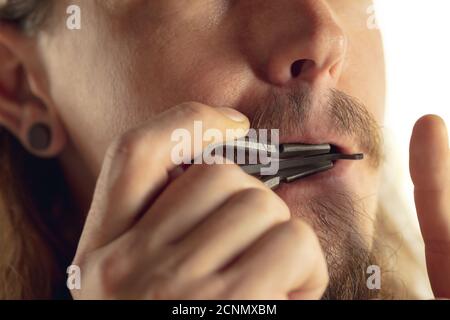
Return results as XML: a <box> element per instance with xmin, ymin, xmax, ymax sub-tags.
<box><xmin>275</xmin><ymin>158</ymin><xmax>379</xmax><ymax>236</ymax></box>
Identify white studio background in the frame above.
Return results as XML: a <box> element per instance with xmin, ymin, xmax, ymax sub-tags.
<box><xmin>375</xmin><ymin>0</ymin><xmax>450</xmax><ymax>222</ymax></box>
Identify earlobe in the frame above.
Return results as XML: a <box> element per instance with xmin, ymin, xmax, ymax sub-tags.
<box><xmin>0</xmin><ymin>24</ymin><xmax>67</xmax><ymax>158</ymax></box>
<box><xmin>18</xmin><ymin>100</ymin><xmax>67</xmax><ymax>158</ymax></box>
<box><xmin>0</xmin><ymin>95</ymin><xmax>67</xmax><ymax>158</ymax></box>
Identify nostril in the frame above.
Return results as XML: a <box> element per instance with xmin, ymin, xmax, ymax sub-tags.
<box><xmin>290</xmin><ymin>59</ymin><xmax>315</xmax><ymax>78</ymax></box>
<box><xmin>291</xmin><ymin>60</ymin><xmax>306</xmax><ymax>78</ymax></box>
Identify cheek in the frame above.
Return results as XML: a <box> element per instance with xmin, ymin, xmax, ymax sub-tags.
<box><xmin>337</xmin><ymin>31</ymin><xmax>386</xmax><ymax>124</ymax></box>
<box><xmin>42</xmin><ymin>29</ymin><xmax>258</xmax><ymax>172</ymax></box>
<box><xmin>41</xmin><ymin>33</ymin><xmax>151</xmax><ymax>171</ymax></box>
<box><xmin>130</xmin><ymin>36</ymin><xmax>258</xmax><ymax>113</ymax></box>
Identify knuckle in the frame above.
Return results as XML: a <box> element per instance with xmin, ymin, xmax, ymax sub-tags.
<box><xmin>109</xmin><ymin>130</ymin><xmax>148</xmax><ymax>159</ymax></box>
<box><xmin>235</xmin><ymin>188</ymin><xmax>290</xmax><ymax>223</ymax></box>
<box><xmin>194</xmin><ymin>161</ymin><xmax>246</xmax><ymax>182</ymax></box>
<box><xmin>211</xmin><ymin>162</ymin><xmax>241</xmax><ymax>179</ymax></box>
<box><xmin>94</xmin><ymin>241</ymin><xmax>139</xmax><ymax>298</ymax></box>
<box><xmin>222</xmin><ymin>279</ymin><xmax>280</xmax><ymax>300</ymax></box>
<box><xmin>187</xmin><ymin>276</ymin><xmax>228</xmax><ymax>299</ymax></box>
<box><xmin>147</xmin><ymin>274</ymin><xmax>179</xmax><ymax>300</ymax></box>
<box><xmin>96</xmin><ymin>252</ymin><xmax>129</xmax><ymax>297</ymax></box>
<box><xmin>176</xmin><ymin>102</ymin><xmax>213</xmax><ymax>120</ymax></box>
<box><xmin>284</xmin><ymin>218</ymin><xmax>318</xmax><ymax>243</ymax></box>
<box><xmin>98</xmin><ymin>245</ymin><xmax>185</xmax><ymax>299</ymax></box>
<box><xmin>103</xmin><ymin>131</ymin><xmax>152</xmax><ymax>192</ymax></box>
<box><xmin>170</xmin><ymin>249</ymin><xmax>203</xmax><ymax>281</ymax></box>
<box><xmin>147</xmin><ymin>252</ymin><xmax>194</xmax><ymax>299</ymax></box>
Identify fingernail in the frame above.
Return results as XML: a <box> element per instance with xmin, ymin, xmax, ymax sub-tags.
<box><xmin>216</xmin><ymin>107</ymin><xmax>248</xmax><ymax>123</ymax></box>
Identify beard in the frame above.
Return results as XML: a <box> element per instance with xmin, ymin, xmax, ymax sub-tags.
<box><xmin>247</xmin><ymin>85</ymin><xmax>384</xmax><ymax>299</ymax></box>
<box><xmin>297</xmin><ymin>190</ymin><xmax>380</xmax><ymax>300</ymax></box>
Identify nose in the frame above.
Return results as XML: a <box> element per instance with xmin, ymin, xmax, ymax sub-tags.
<box><xmin>242</xmin><ymin>0</ymin><xmax>348</xmax><ymax>89</ymax></box>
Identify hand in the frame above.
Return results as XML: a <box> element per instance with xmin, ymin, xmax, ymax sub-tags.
<box><xmin>71</xmin><ymin>102</ymin><xmax>329</xmax><ymax>300</ymax></box>
<box><xmin>410</xmin><ymin>115</ymin><xmax>450</xmax><ymax>298</ymax></box>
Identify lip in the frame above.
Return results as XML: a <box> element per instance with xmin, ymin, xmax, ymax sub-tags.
<box><xmin>274</xmin><ymin>155</ymin><xmax>358</xmax><ymax>194</ymax></box>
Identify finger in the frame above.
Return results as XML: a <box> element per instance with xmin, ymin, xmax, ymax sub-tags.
<box><xmin>168</xmin><ymin>188</ymin><xmax>290</xmax><ymax>278</ymax></box>
<box><xmin>77</xmin><ymin>103</ymin><xmax>249</xmax><ymax>255</ymax></box>
<box><xmin>223</xmin><ymin>218</ymin><xmax>329</xmax><ymax>300</ymax></box>
<box><xmin>136</xmin><ymin>161</ymin><xmax>266</xmax><ymax>243</ymax></box>
<box><xmin>410</xmin><ymin>114</ymin><xmax>450</xmax><ymax>298</ymax></box>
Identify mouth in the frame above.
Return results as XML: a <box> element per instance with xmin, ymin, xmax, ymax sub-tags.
<box><xmin>276</xmin><ymin>131</ymin><xmax>363</xmax><ymax>171</ymax></box>
<box><xmin>277</xmin><ymin>144</ymin><xmax>363</xmax><ymax>187</ymax></box>
<box><xmin>232</xmin><ymin>136</ymin><xmax>364</xmax><ymax>189</ymax></box>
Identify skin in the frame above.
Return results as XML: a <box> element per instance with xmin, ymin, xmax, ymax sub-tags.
<box><xmin>0</xmin><ymin>0</ymin><xmax>448</xmax><ymax>299</ymax></box>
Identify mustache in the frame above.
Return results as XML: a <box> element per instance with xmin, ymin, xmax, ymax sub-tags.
<box><xmin>249</xmin><ymin>87</ymin><xmax>383</xmax><ymax>168</ymax></box>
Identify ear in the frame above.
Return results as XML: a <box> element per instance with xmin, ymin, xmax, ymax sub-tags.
<box><xmin>0</xmin><ymin>23</ymin><xmax>67</xmax><ymax>158</ymax></box>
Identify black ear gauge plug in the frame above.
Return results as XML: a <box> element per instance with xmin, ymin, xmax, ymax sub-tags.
<box><xmin>28</xmin><ymin>123</ymin><xmax>52</xmax><ymax>151</ymax></box>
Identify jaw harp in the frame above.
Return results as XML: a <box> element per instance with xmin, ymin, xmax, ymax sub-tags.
<box><xmin>222</xmin><ymin>140</ymin><xmax>364</xmax><ymax>189</ymax></box>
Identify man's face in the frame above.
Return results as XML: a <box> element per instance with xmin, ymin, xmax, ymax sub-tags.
<box><xmin>40</xmin><ymin>0</ymin><xmax>385</xmax><ymax>298</ymax></box>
